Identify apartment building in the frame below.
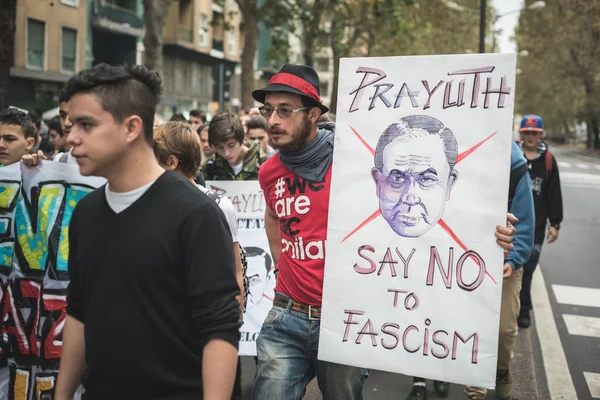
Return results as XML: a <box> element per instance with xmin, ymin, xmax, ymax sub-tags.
<box><xmin>10</xmin><ymin>0</ymin><xmax>88</xmax><ymax>111</ymax></box>
<box><xmin>160</xmin><ymin>0</ymin><xmax>243</xmax><ymax>117</ymax></box>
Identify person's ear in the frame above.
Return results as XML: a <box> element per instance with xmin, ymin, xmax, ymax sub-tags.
<box><xmin>446</xmin><ymin>169</ymin><xmax>459</xmax><ymax>200</ymax></box>
<box><xmin>163</xmin><ymin>155</ymin><xmax>179</xmax><ymax>171</ymax></box>
<box><xmin>123</xmin><ymin>115</ymin><xmax>144</xmax><ymax>143</ymax></box>
<box><xmin>26</xmin><ymin>136</ymin><xmax>35</xmax><ymax>151</ymax></box>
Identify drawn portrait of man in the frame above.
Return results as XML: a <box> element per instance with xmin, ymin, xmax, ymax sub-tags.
<box><xmin>244</xmin><ymin>246</ymin><xmax>274</xmax><ymax>312</ymax></box>
<box><xmin>371</xmin><ymin>115</ymin><xmax>459</xmax><ymax>238</ymax></box>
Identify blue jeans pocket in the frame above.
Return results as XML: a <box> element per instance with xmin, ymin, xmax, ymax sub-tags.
<box><xmin>262</xmin><ymin>306</ymin><xmax>285</xmax><ymax>326</ymax></box>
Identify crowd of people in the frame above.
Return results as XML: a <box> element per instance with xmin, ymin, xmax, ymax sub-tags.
<box><xmin>0</xmin><ymin>61</ymin><xmax>562</xmax><ymax>400</ymax></box>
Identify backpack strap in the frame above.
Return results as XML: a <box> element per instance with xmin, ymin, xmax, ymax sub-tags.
<box><xmin>545</xmin><ymin>150</ymin><xmax>553</xmax><ymax>178</ymax></box>
<box><xmin>508</xmin><ymin>164</ymin><xmax>528</xmax><ymax>211</ymax></box>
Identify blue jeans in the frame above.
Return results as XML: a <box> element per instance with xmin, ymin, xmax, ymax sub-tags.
<box><xmin>520</xmin><ymin>241</ymin><xmax>543</xmax><ymax>312</ymax></box>
<box><xmin>252</xmin><ymin>300</ymin><xmax>368</xmax><ymax>400</ymax></box>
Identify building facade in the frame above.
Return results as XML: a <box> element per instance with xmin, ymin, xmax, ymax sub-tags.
<box><xmin>159</xmin><ymin>0</ymin><xmax>243</xmax><ymax>118</ymax></box>
<box><xmin>10</xmin><ymin>0</ymin><xmax>88</xmax><ymax>111</ymax></box>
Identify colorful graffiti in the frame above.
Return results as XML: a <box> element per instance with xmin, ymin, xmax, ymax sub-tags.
<box><xmin>0</xmin><ymin>162</ymin><xmax>104</xmax><ymax>399</ymax></box>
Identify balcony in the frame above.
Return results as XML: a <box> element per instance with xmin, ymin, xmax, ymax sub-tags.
<box><xmin>177</xmin><ymin>25</ymin><xmax>193</xmax><ymax>43</ymax></box>
<box><xmin>94</xmin><ymin>0</ymin><xmax>144</xmax><ymax>29</ymax></box>
<box><xmin>210</xmin><ymin>39</ymin><xmax>224</xmax><ymax>59</ymax></box>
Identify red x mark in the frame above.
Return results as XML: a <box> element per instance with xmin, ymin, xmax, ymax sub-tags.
<box><xmin>344</xmin><ymin>125</ymin><xmax>499</xmax><ymax>284</ymax></box>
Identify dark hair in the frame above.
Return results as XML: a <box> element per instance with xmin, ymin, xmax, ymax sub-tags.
<box><xmin>48</xmin><ymin>115</ymin><xmax>63</xmax><ymax>136</ymax></box>
<box><xmin>244</xmin><ymin>246</ymin><xmax>272</xmax><ymax>273</ymax></box>
<box><xmin>170</xmin><ymin>113</ymin><xmax>187</xmax><ymax>122</ymax></box>
<box><xmin>246</xmin><ymin>116</ymin><xmax>267</xmax><ymax>132</ymax></box>
<box><xmin>374</xmin><ymin>115</ymin><xmax>458</xmax><ymax>171</ymax></box>
<box><xmin>197</xmin><ymin>122</ymin><xmax>209</xmax><ymax>135</ymax></box>
<box><xmin>63</xmin><ymin>63</ymin><xmax>163</xmax><ymax>144</ymax></box>
<box><xmin>28</xmin><ymin>110</ymin><xmax>42</xmax><ymax>128</ymax></box>
<box><xmin>58</xmin><ymin>88</ymin><xmax>69</xmax><ymax>104</ymax></box>
<box><xmin>208</xmin><ymin>112</ymin><xmax>244</xmax><ymax>146</ymax></box>
<box><xmin>189</xmin><ymin>109</ymin><xmax>206</xmax><ymax>123</ymax></box>
<box><xmin>0</xmin><ymin>108</ymin><xmax>36</xmax><ymax>139</ymax></box>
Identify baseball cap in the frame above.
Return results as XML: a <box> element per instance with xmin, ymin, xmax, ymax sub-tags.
<box><xmin>520</xmin><ymin>115</ymin><xmax>544</xmax><ymax>132</ymax></box>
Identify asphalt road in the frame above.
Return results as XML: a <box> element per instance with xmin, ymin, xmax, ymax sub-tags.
<box><xmin>532</xmin><ymin>145</ymin><xmax>600</xmax><ymax>400</ymax></box>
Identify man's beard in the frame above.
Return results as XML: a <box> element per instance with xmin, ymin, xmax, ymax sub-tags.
<box><xmin>268</xmin><ymin>117</ymin><xmax>312</xmax><ymax>154</ymax></box>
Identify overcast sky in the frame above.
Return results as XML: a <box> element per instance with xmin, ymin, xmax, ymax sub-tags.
<box><xmin>492</xmin><ymin>0</ymin><xmax>524</xmax><ymax>53</ymax></box>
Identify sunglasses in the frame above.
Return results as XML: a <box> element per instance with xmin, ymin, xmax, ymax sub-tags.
<box><xmin>259</xmin><ymin>106</ymin><xmax>310</xmax><ymax>119</ymax></box>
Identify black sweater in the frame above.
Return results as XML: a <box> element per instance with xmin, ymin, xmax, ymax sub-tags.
<box><xmin>67</xmin><ymin>172</ymin><xmax>240</xmax><ymax>399</ymax></box>
<box><xmin>523</xmin><ymin>141</ymin><xmax>564</xmax><ymax>241</ymax></box>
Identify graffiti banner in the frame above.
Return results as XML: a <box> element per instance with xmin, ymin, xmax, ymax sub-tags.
<box><xmin>319</xmin><ymin>54</ymin><xmax>517</xmax><ymax>387</ymax></box>
<box><xmin>205</xmin><ymin>181</ymin><xmax>275</xmax><ymax>356</ymax></box>
<box><xmin>0</xmin><ymin>161</ymin><xmax>104</xmax><ymax>399</ymax></box>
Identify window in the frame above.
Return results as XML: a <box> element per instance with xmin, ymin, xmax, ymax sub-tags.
<box><xmin>321</xmin><ymin>81</ymin><xmax>329</xmax><ymax>97</ymax></box>
<box><xmin>27</xmin><ymin>19</ymin><xmax>45</xmax><ymax>69</ymax></box>
<box><xmin>228</xmin><ymin>0</ymin><xmax>238</xmax><ymax>12</ymax></box>
<box><xmin>227</xmin><ymin>29</ymin><xmax>237</xmax><ymax>56</ymax></box>
<box><xmin>199</xmin><ymin>14</ymin><xmax>209</xmax><ymax>47</ymax></box>
<box><xmin>317</xmin><ymin>57</ymin><xmax>330</xmax><ymax>72</ymax></box>
<box><xmin>62</xmin><ymin>27</ymin><xmax>77</xmax><ymax>72</ymax></box>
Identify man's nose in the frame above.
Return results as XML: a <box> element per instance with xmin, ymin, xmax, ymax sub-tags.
<box><xmin>400</xmin><ymin>178</ymin><xmax>420</xmax><ymax>205</ymax></box>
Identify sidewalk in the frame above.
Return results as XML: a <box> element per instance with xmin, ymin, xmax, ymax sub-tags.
<box><xmin>240</xmin><ymin>325</ymin><xmax>541</xmax><ymax>399</ymax></box>
<box><xmin>550</xmin><ymin>142</ymin><xmax>600</xmax><ymax>160</ymax></box>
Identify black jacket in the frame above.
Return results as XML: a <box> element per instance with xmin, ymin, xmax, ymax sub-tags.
<box><xmin>521</xmin><ymin>141</ymin><xmax>563</xmax><ymax>241</ymax></box>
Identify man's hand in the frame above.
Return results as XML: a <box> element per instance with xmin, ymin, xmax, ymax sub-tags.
<box><xmin>503</xmin><ymin>263</ymin><xmax>513</xmax><ymax>279</ymax></box>
<box><xmin>496</xmin><ymin>213</ymin><xmax>518</xmax><ymax>257</ymax></box>
<box><xmin>21</xmin><ymin>150</ymin><xmax>47</xmax><ymax>167</ymax></box>
<box><xmin>547</xmin><ymin>226</ymin><xmax>559</xmax><ymax>243</ymax></box>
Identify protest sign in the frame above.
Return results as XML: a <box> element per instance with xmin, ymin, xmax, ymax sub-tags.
<box><xmin>319</xmin><ymin>54</ymin><xmax>517</xmax><ymax>388</ymax></box>
<box><xmin>205</xmin><ymin>181</ymin><xmax>275</xmax><ymax>356</ymax></box>
<box><xmin>0</xmin><ymin>161</ymin><xmax>104</xmax><ymax>399</ymax></box>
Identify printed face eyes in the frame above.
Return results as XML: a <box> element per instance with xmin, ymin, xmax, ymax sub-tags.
<box><xmin>386</xmin><ymin>170</ymin><xmax>440</xmax><ymax>189</ymax></box>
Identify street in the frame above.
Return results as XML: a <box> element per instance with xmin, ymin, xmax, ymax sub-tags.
<box><xmin>240</xmin><ymin>144</ymin><xmax>600</xmax><ymax>400</ymax></box>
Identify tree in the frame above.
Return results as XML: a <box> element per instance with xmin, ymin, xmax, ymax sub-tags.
<box><xmin>0</xmin><ymin>0</ymin><xmax>17</xmax><ymax>110</ymax></box>
<box><xmin>236</xmin><ymin>0</ymin><xmax>282</xmax><ymax>109</ymax></box>
<box><xmin>515</xmin><ymin>0</ymin><xmax>600</xmax><ymax>148</ymax></box>
<box><xmin>142</xmin><ymin>0</ymin><xmax>177</xmax><ymax>76</ymax></box>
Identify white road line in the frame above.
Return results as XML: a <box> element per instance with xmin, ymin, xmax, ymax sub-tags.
<box><xmin>563</xmin><ymin>314</ymin><xmax>600</xmax><ymax>338</ymax></box>
<box><xmin>576</xmin><ymin>163</ymin><xmax>591</xmax><ymax>170</ymax></box>
<box><xmin>557</xmin><ymin>161</ymin><xmax>572</xmax><ymax>168</ymax></box>
<box><xmin>552</xmin><ymin>284</ymin><xmax>600</xmax><ymax>308</ymax></box>
<box><xmin>532</xmin><ymin>266</ymin><xmax>578</xmax><ymax>399</ymax></box>
<box><xmin>584</xmin><ymin>372</ymin><xmax>600</xmax><ymax>398</ymax></box>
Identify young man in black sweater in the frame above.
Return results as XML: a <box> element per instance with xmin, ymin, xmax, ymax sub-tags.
<box><xmin>518</xmin><ymin>115</ymin><xmax>563</xmax><ymax>328</ymax></box>
<box><xmin>55</xmin><ymin>64</ymin><xmax>241</xmax><ymax>400</ymax></box>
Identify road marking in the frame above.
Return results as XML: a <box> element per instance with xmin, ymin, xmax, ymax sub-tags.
<box><xmin>532</xmin><ymin>266</ymin><xmax>578</xmax><ymax>399</ymax></box>
<box><xmin>584</xmin><ymin>372</ymin><xmax>600</xmax><ymax>398</ymax></box>
<box><xmin>558</xmin><ymin>161</ymin><xmax>572</xmax><ymax>168</ymax></box>
<box><xmin>563</xmin><ymin>314</ymin><xmax>600</xmax><ymax>338</ymax></box>
<box><xmin>553</xmin><ymin>284</ymin><xmax>600</xmax><ymax>308</ymax></box>
<box><xmin>576</xmin><ymin>163</ymin><xmax>591</xmax><ymax>169</ymax></box>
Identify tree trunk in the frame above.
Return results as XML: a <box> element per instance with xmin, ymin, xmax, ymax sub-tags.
<box><xmin>303</xmin><ymin>36</ymin><xmax>315</xmax><ymax>67</ymax></box>
<box><xmin>329</xmin><ymin>39</ymin><xmax>341</xmax><ymax>114</ymax></box>
<box><xmin>0</xmin><ymin>0</ymin><xmax>17</xmax><ymax>110</ymax></box>
<box><xmin>592</xmin><ymin>115</ymin><xmax>600</xmax><ymax>149</ymax></box>
<box><xmin>142</xmin><ymin>0</ymin><xmax>174</xmax><ymax>76</ymax></box>
<box><xmin>240</xmin><ymin>11</ymin><xmax>259</xmax><ymax>109</ymax></box>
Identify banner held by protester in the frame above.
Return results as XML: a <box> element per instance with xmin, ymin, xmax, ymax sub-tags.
<box><xmin>319</xmin><ymin>53</ymin><xmax>517</xmax><ymax>388</ymax></box>
<box><xmin>206</xmin><ymin>180</ymin><xmax>275</xmax><ymax>356</ymax></box>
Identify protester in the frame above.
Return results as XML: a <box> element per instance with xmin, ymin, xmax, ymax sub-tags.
<box><xmin>189</xmin><ymin>109</ymin><xmax>207</xmax><ymax>131</ymax></box>
<box><xmin>246</xmin><ymin>116</ymin><xmax>275</xmax><ymax>157</ymax></box>
<box><xmin>251</xmin><ymin>63</ymin><xmax>519</xmax><ymax>399</ymax></box>
<box><xmin>54</xmin><ymin>63</ymin><xmax>240</xmax><ymax>400</ymax></box>
<box><xmin>48</xmin><ymin>116</ymin><xmax>72</xmax><ymax>155</ymax></box>
<box><xmin>0</xmin><ymin>108</ymin><xmax>36</xmax><ymax>166</ymax></box>
<box><xmin>170</xmin><ymin>112</ymin><xmax>187</xmax><ymax>122</ymax></box>
<box><xmin>28</xmin><ymin>110</ymin><xmax>53</xmax><ymax>156</ymax></box>
<box><xmin>249</xmin><ymin>107</ymin><xmax>260</xmax><ymax>117</ymax></box>
<box><xmin>207</xmin><ymin>112</ymin><xmax>267</xmax><ymax>180</ymax></box>
<box><xmin>518</xmin><ymin>115</ymin><xmax>563</xmax><ymax>328</ymax></box>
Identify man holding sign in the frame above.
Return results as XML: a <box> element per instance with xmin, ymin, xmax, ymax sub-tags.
<box><xmin>252</xmin><ymin>63</ymin><xmax>518</xmax><ymax>399</ymax></box>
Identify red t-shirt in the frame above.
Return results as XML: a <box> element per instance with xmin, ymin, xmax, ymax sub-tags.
<box><xmin>258</xmin><ymin>154</ymin><xmax>332</xmax><ymax>306</ymax></box>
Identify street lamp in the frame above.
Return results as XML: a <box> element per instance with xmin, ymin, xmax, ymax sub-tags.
<box><xmin>441</xmin><ymin>0</ymin><xmax>546</xmax><ymax>53</ymax></box>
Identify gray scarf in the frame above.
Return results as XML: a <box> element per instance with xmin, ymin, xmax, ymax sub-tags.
<box><xmin>279</xmin><ymin>123</ymin><xmax>335</xmax><ymax>182</ymax></box>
